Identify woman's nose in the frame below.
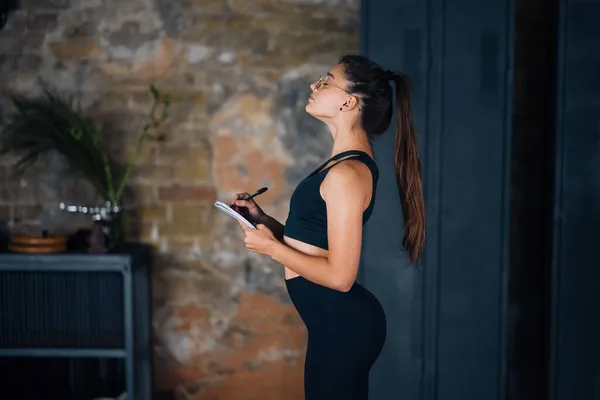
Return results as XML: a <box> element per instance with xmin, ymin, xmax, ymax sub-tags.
<box><xmin>310</xmin><ymin>82</ymin><xmax>316</xmax><ymax>91</ymax></box>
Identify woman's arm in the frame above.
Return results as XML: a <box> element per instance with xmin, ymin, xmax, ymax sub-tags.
<box><xmin>269</xmin><ymin>163</ymin><xmax>369</xmax><ymax>291</ymax></box>
<box><xmin>258</xmin><ymin>214</ymin><xmax>285</xmax><ymax>242</ymax></box>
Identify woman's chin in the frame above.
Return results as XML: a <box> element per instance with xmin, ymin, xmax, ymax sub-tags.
<box><xmin>305</xmin><ymin>102</ymin><xmax>332</xmax><ymax>121</ymax></box>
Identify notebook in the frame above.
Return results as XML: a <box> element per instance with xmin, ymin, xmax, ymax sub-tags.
<box><xmin>214</xmin><ymin>201</ymin><xmax>256</xmax><ymax>229</ymax></box>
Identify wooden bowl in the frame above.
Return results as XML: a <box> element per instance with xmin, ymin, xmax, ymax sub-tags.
<box><xmin>9</xmin><ymin>232</ymin><xmax>68</xmax><ymax>254</ymax></box>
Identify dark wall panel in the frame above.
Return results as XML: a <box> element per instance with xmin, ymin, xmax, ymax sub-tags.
<box><xmin>360</xmin><ymin>1</ymin><xmax>512</xmax><ymax>399</ymax></box>
<box><xmin>550</xmin><ymin>1</ymin><xmax>600</xmax><ymax>399</ymax></box>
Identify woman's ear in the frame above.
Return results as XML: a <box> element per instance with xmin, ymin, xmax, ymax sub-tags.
<box><xmin>343</xmin><ymin>96</ymin><xmax>360</xmax><ymax>111</ymax></box>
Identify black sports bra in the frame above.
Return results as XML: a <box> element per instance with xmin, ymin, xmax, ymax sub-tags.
<box><xmin>283</xmin><ymin>150</ymin><xmax>379</xmax><ymax>250</ymax></box>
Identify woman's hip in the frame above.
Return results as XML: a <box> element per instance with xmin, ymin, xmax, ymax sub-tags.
<box><xmin>286</xmin><ymin>277</ymin><xmax>387</xmax><ymax>335</ymax></box>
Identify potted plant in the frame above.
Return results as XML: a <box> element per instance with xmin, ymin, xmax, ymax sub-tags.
<box><xmin>0</xmin><ymin>84</ymin><xmax>170</xmax><ymax>249</ymax></box>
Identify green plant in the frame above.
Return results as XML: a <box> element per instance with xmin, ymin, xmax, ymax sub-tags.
<box><xmin>0</xmin><ymin>84</ymin><xmax>170</xmax><ymax>243</ymax></box>
<box><xmin>0</xmin><ymin>85</ymin><xmax>170</xmax><ymax>205</ymax></box>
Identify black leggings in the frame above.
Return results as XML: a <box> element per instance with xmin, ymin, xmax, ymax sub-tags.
<box><xmin>286</xmin><ymin>276</ymin><xmax>387</xmax><ymax>400</ymax></box>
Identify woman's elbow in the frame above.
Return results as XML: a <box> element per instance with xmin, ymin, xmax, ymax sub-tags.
<box><xmin>331</xmin><ymin>275</ymin><xmax>355</xmax><ymax>292</ymax></box>
<box><xmin>337</xmin><ymin>284</ymin><xmax>353</xmax><ymax>292</ymax></box>
<box><xmin>327</xmin><ymin>259</ymin><xmax>358</xmax><ymax>292</ymax></box>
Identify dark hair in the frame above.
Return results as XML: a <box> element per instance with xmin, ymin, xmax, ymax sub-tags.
<box><xmin>339</xmin><ymin>54</ymin><xmax>425</xmax><ymax>264</ymax></box>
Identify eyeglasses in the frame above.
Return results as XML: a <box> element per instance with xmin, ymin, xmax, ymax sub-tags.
<box><xmin>313</xmin><ymin>75</ymin><xmax>352</xmax><ymax>94</ymax></box>
<box><xmin>313</xmin><ymin>75</ymin><xmax>362</xmax><ymax>111</ymax></box>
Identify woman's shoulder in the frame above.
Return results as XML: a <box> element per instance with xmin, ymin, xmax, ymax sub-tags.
<box><xmin>321</xmin><ymin>160</ymin><xmax>373</xmax><ymax>198</ymax></box>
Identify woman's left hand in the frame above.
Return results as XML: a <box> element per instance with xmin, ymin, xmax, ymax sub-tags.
<box><xmin>239</xmin><ymin>222</ymin><xmax>278</xmax><ymax>257</ymax></box>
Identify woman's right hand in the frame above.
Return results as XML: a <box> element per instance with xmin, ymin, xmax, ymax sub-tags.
<box><xmin>228</xmin><ymin>192</ymin><xmax>266</xmax><ymax>226</ymax></box>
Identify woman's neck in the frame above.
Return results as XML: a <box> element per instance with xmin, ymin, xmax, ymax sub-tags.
<box><xmin>325</xmin><ymin>119</ymin><xmax>372</xmax><ymax>157</ymax></box>
<box><xmin>330</xmin><ymin>133</ymin><xmax>372</xmax><ymax>158</ymax></box>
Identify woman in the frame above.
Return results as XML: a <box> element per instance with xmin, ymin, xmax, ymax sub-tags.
<box><xmin>229</xmin><ymin>54</ymin><xmax>426</xmax><ymax>399</ymax></box>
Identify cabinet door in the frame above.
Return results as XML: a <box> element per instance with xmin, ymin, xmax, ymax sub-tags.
<box><xmin>550</xmin><ymin>1</ymin><xmax>600</xmax><ymax>399</ymax></box>
<box><xmin>359</xmin><ymin>1</ymin><xmax>513</xmax><ymax>399</ymax></box>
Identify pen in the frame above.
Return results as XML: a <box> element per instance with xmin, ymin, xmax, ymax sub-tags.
<box><xmin>231</xmin><ymin>187</ymin><xmax>269</xmax><ymax>207</ymax></box>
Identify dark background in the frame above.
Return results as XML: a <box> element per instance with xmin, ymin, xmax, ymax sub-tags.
<box><xmin>359</xmin><ymin>0</ymin><xmax>599</xmax><ymax>399</ymax></box>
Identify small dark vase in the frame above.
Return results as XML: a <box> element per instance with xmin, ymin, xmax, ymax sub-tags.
<box><xmin>60</xmin><ymin>201</ymin><xmax>125</xmax><ymax>253</ymax></box>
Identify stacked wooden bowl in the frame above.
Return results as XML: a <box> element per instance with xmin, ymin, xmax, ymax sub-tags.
<box><xmin>9</xmin><ymin>231</ymin><xmax>68</xmax><ymax>254</ymax></box>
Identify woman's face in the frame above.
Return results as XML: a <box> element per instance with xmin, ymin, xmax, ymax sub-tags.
<box><xmin>305</xmin><ymin>64</ymin><xmax>354</xmax><ymax>120</ymax></box>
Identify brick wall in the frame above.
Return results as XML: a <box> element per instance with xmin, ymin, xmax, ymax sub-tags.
<box><xmin>0</xmin><ymin>0</ymin><xmax>360</xmax><ymax>398</ymax></box>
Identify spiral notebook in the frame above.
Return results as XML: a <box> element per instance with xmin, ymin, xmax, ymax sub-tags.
<box><xmin>214</xmin><ymin>201</ymin><xmax>256</xmax><ymax>229</ymax></box>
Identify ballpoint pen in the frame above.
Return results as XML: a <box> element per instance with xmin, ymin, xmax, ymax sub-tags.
<box><xmin>230</xmin><ymin>187</ymin><xmax>268</xmax><ymax>208</ymax></box>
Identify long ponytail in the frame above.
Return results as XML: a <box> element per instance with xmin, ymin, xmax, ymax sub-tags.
<box><xmin>392</xmin><ymin>73</ymin><xmax>425</xmax><ymax>263</ymax></box>
<box><xmin>337</xmin><ymin>54</ymin><xmax>426</xmax><ymax>264</ymax></box>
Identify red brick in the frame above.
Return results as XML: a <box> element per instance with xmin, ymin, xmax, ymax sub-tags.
<box><xmin>49</xmin><ymin>39</ymin><xmax>99</xmax><ymax>60</ymax></box>
<box><xmin>192</xmin><ymin>359</ymin><xmax>304</xmax><ymax>400</ymax></box>
<box><xmin>161</xmin><ymin>221</ymin><xmax>213</xmax><ymax>237</ymax></box>
<box><xmin>213</xmin><ymin>135</ymin><xmax>238</xmax><ymax>163</ymax></box>
<box><xmin>138</xmin><ymin>204</ymin><xmax>168</xmax><ymax>221</ymax></box>
<box><xmin>174</xmin><ymin>304</ymin><xmax>210</xmax><ymax>333</ymax></box>
<box><xmin>158</xmin><ymin>185</ymin><xmax>217</xmax><ymax>202</ymax></box>
<box><xmin>168</xmin><ymin>237</ymin><xmax>196</xmax><ymax>252</ymax></box>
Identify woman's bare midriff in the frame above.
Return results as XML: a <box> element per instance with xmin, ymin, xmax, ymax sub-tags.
<box><xmin>282</xmin><ymin>235</ymin><xmax>328</xmax><ymax>280</ymax></box>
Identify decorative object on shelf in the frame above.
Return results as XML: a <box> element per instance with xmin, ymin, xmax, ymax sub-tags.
<box><xmin>8</xmin><ymin>230</ymin><xmax>67</xmax><ymax>254</ymax></box>
<box><xmin>58</xmin><ymin>200</ymin><xmax>124</xmax><ymax>252</ymax></box>
<box><xmin>0</xmin><ymin>84</ymin><xmax>170</xmax><ymax>250</ymax></box>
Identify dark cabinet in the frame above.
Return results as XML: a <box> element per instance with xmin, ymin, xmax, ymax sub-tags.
<box><xmin>0</xmin><ymin>245</ymin><xmax>153</xmax><ymax>399</ymax></box>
